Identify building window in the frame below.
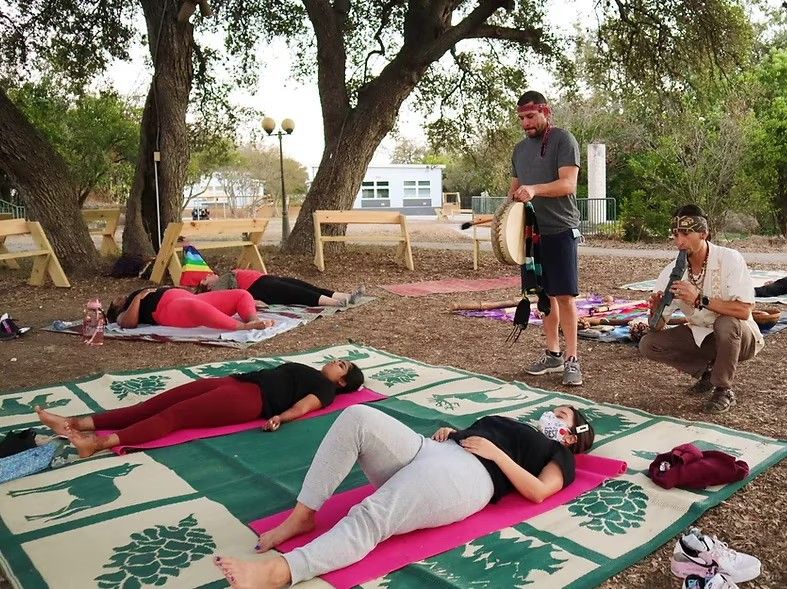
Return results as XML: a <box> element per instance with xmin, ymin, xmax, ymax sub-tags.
<box><xmin>361</xmin><ymin>181</ymin><xmax>390</xmax><ymax>199</ymax></box>
<box><xmin>403</xmin><ymin>180</ymin><xmax>431</xmax><ymax>198</ymax></box>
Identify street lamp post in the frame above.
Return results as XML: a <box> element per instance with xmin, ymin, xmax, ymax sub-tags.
<box><xmin>262</xmin><ymin>116</ymin><xmax>295</xmax><ymax>242</ymax></box>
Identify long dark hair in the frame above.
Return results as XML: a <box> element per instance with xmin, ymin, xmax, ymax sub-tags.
<box><xmin>337</xmin><ymin>363</ymin><xmax>364</xmax><ymax>394</ymax></box>
<box><xmin>568</xmin><ymin>406</ymin><xmax>595</xmax><ymax>455</ymax></box>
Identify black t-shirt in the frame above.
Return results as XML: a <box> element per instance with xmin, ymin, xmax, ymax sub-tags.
<box><xmin>233</xmin><ymin>362</ymin><xmax>337</xmax><ymax>418</ymax></box>
<box><xmin>122</xmin><ymin>287</ymin><xmax>172</xmax><ymax>325</ymax></box>
<box><xmin>449</xmin><ymin>415</ymin><xmax>575</xmax><ymax>503</ymax></box>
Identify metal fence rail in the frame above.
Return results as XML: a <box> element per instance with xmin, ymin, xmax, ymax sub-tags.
<box><xmin>577</xmin><ymin>197</ymin><xmax>619</xmax><ymax>236</ymax></box>
<box><xmin>0</xmin><ymin>199</ymin><xmax>26</xmax><ymax>219</ymax></box>
<box><xmin>470</xmin><ymin>195</ymin><xmax>619</xmax><ymax>236</ymax></box>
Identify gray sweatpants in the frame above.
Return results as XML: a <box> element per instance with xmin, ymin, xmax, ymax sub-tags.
<box><xmin>283</xmin><ymin>405</ymin><xmax>495</xmax><ymax>585</ymax></box>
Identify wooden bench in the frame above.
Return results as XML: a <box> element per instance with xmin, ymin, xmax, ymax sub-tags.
<box><xmin>0</xmin><ymin>213</ymin><xmax>13</xmax><ymax>221</ymax></box>
<box><xmin>0</xmin><ymin>219</ymin><xmax>70</xmax><ymax>286</ymax></box>
<box><xmin>313</xmin><ymin>210</ymin><xmax>414</xmax><ymax>271</ymax></box>
<box><xmin>434</xmin><ymin>202</ymin><xmax>459</xmax><ymax>220</ymax></box>
<box><xmin>82</xmin><ymin>208</ymin><xmax>121</xmax><ymax>256</ymax></box>
<box><xmin>149</xmin><ymin>218</ymin><xmax>271</xmax><ymax>285</ymax></box>
<box><xmin>471</xmin><ymin>213</ymin><xmax>493</xmax><ymax>270</ymax></box>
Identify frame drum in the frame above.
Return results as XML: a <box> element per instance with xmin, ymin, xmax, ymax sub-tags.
<box><xmin>491</xmin><ymin>201</ymin><xmax>526</xmax><ymax>265</ymax></box>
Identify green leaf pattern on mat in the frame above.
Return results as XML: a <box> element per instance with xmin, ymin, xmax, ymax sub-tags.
<box><xmin>110</xmin><ymin>375</ymin><xmax>171</xmax><ymax>401</ymax></box>
<box><xmin>370</xmin><ymin>367</ymin><xmax>419</xmax><ymax>387</ymax></box>
<box><xmin>95</xmin><ymin>514</ymin><xmax>215</xmax><ymax>588</ymax></box>
<box><xmin>578</xmin><ymin>408</ymin><xmax>638</xmax><ymax>437</ymax></box>
<box><xmin>515</xmin><ymin>406</ymin><xmax>549</xmax><ymax>425</ymax></box>
<box><xmin>379</xmin><ymin>533</ymin><xmax>567</xmax><ymax>587</ymax></box>
<box><xmin>431</xmin><ymin>390</ymin><xmax>526</xmax><ymax>411</ymax></box>
<box><xmin>195</xmin><ymin>359</ymin><xmax>279</xmax><ymax>378</ymax></box>
<box><xmin>568</xmin><ymin>479</ymin><xmax>648</xmax><ymax>535</ymax></box>
<box><xmin>0</xmin><ymin>393</ymin><xmax>69</xmax><ymax>417</ymax></box>
<box><xmin>319</xmin><ymin>349</ymin><xmax>371</xmax><ymax>363</ymax></box>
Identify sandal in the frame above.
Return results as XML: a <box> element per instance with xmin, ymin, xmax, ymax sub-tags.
<box><xmin>703</xmin><ymin>388</ymin><xmax>737</xmax><ymax>414</ymax></box>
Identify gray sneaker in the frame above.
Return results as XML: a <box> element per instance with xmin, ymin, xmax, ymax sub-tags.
<box><xmin>526</xmin><ymin>351</ymin><xmax>564</xmax><ymax>375</ymax></box>
<box><xmin>562</xmin><ymin>357</ymin><xmax>583</xmax><ymax>386</ymax></box>
<box><xmin>348</xmin><ymin>285</ymin><xmax>367</xmax><ymax>305</ymax></box>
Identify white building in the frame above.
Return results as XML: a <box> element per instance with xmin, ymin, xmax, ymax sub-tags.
<box><xmin>310</xmin><ymin>164</ymin><xmax>445</xmax><ymax>215</ymax></box>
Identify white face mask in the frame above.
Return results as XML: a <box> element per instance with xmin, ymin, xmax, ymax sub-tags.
<box><xmin>538</xmin><ymin>411</ymin><xmax>573</xmax><ymax>444</ymax></box>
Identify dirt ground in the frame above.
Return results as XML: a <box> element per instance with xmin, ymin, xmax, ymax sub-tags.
<box><xmin>1</xmin><ymin>230</ymin><xmax>785</xmax><ymax>588</ymax></box>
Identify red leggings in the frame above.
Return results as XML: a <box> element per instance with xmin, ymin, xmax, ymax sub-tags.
<box><xmin>91</xmin><ymin>377</ymin><xmax>263</xmax><ymax>445</ymax></box>
<box><xmin>152</xmin><ymin>289</ymin><xmax>257</xmax><ymax>330</ymax></box>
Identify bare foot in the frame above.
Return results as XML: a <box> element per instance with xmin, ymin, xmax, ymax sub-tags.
<box><xmin>214</xmin><ymin>555</ymin><xmax>291</xmax><ymax>589</ymax></box>
<box><xmin>35</xmin><ymin>406</ymin><xmax>71</xmax><ymax>435</ymax></box>
<box><xmin>256</xmin><ymin>508</ymin><xmax>315</xmax><ymax>553</ymax></box>
<box><xmin>332</xmin><ymin>292</ymin><xmax>351</xmax><ymax>304</ymax></box>
<box><xmin>66</xmin><ymin>430</ymin><xmax>103</xmax><ymax>458</ymax></box>
<box><xmin>241</xmin><ymin>319</ymin><xmax>276</xmax><ymax>331</ymax></box>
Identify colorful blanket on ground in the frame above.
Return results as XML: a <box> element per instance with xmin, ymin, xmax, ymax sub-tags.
<box><xmin>456</xmin><ymin>295</ymin><xmax>649</xmax><ymax>326</ymax></box>
<box><xmin>43</xmin><ymin>297</ymin><xmax>374</xmax><ymax>349</ymax></box>
<box><xmin>380</xmin><ymin>276</ymin><xmax>519</xmax><ymax>297</ymax></box>
<box><xmin>456</xmin><ymin>296</ymin><xmax>785</xmax><ymax>343</ymax></box>
<box><xmin>0</xmin><ymin>344</ymin><xmax>785</xmax><ymax>589</ymax></box>
<box><xmin>622</xmin><ymin>269</ymin><xmax>787</xmax><ymax>304</ymax></box>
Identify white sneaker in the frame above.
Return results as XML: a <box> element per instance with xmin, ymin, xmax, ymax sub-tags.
<box><xmin>671</xmin><ymin>528</ymin><xmax>761</xmax><ymax>583</ymax></box>
<box><xmin>682</xmin><ymin>573</ymin><xmax>739</xmax><ymax>589</ymax></box>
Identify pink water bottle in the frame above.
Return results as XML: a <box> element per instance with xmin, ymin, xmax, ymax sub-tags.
<box><xmin>82</xmin><ymin>299</ymin><xmax>106</xmax><ymax>346</ymax></box>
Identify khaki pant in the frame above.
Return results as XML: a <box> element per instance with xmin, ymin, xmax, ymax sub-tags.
<box><xmin>639</xmin><ymin>316</ymin><xmax>757</xmax><ymax>390</ymax></box>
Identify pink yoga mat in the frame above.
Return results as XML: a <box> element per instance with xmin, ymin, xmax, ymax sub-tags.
<box><xmin>380</xmin><ymin>276</ymin><xmax>519</xmax><ymax>297</ymax></box>
<box><xmin>101</xmin><ymin>387</ymin><xmax>386</xmax><ymax>455</ymax></box>
<box><xmin>249</xmin><ymin>453</ymin><xmax>627</xmax><ymax>589</ymax></box>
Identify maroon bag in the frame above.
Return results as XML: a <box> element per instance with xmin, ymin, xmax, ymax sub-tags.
<box><xmin>648</xmin><ymin>443</ymin><xmax>749</xmax><ymax>489</ymax></box>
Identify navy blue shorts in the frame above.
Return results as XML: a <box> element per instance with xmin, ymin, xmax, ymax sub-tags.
<box><xmin>540</xmin><ymin>229</ymin><xmax>579</xmax><ymax>297</ymax></box>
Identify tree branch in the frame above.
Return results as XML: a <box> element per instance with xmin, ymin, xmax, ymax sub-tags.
<box><xmin>466</xmin><ymin>24</ymin><xmax>549</xmax><ymax>53</ymax></box>
<box><xmin>419</xmin><ymin>0</ymin><xmax>510</xmax><ymax>63</ymax></box>
<box><xmin>302</xmin><ymin>0</ymin><xmax>351</xmax><ymax>138</ymax></box>
<box><xmin>362</xmin><ymin>0</ymin><xmax>406</xmax><ymax>85</ymax></box>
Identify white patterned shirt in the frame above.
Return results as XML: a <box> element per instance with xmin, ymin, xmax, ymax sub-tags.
<box><xmin>654</xmin><ymin>242</ymin><xmax>764</xmax><ymax>352</ymax></box>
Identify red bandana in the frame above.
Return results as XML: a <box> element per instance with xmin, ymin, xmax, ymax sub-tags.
<box><xmin>516</xmin><ymin>103</ymin><xmax>553</xmax><ymax>119</ymax></box>
<box><xmin>516</xmin><ymin>103</ymin><xmax>553</xmax><ymax>157</ymax></box>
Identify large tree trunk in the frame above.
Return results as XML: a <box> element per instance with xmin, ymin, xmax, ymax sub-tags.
<box><xmin>283</xmin><ymin>59</ymin><xmax>429</xmax><ymax>254</ymax></box>
<box><xmin>0</xmin><ymin>88</ymin><xmax>99</xmax><ymax>271</ymax></box>
<box><xmin>121</xmin><ymin>0</ymin><xmax>193</xmax><ymax>257</ymax></box>
<box><xmin>284</xmin><ymin>0</ymin><xmax>499</xmax><ymax>253</ymax></box>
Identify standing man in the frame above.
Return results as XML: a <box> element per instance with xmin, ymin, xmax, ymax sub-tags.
<box><xmin>639</xmin><ymin>204</ymin><xmax>764</xmax><ymax>414</ymax></box>
<box><xmin>510</xmin><ymin>91</ymin><xmax>583</xmax><ymax>386</ymax></box>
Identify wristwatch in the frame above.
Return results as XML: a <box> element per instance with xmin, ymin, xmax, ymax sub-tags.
<box><xmin>698</xmin><ymin>295</ymin><xmax>710</xmax><ymax>310</ymax></box>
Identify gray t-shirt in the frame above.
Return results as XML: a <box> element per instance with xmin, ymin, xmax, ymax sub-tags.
<box><xmin>510</xmin><ymin>127</ymin><xmax>581</xmax><ymax>234</ymax></box>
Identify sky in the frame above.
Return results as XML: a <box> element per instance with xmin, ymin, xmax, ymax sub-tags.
<box><xmin>105</xmin><ymin>2</ymin><xmax>585</xmax><ymax>168</ymax></box>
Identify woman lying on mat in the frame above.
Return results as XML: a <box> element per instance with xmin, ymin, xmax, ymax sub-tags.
<box><xmin>196</xmin><ymin>269</ymin><xmax>365</xmax><ymax>308</ymax></box>
<box><xmin>35</xmin><ymin>360</ymin><xmax>364</xmax><ymax>458</ymax></box>
<box><xmin>106</xmin><ymin>286</ymin><xmax>276</xmax><ymax>331</ymax></box>
<box><xmin>214</xmin><ymin>404</ymin><xmax>594</xmax><ymax>589</ymax></box>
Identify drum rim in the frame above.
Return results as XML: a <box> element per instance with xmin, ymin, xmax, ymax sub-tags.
<box><xmin>491</xmin><ymin>201</ymin><xmax>526</xmax><ymax>266</ymax></box>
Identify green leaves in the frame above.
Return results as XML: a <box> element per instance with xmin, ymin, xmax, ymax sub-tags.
<box><xmin>96</xmin><ymin>514</ymin><xmax>216</xmax><ymax>588</ymax></box>
<box><xmin>370</xmin><ymin>367</ymin><xmax>419</xmax><ymax>388</ymax></box>
<box><xmin>568</xmin><ymin>479</ymin><xmax>649</xmax><ymax>535</ymax></box>
<box><xmin>110</xmin><ymin>375</ymin><xmax>171</xmax><ymax>401</ymax></box>
<box><xmin>9</xmin><ymin>81</ymin><xmax>140</xmax><ymax>204</ymax></box>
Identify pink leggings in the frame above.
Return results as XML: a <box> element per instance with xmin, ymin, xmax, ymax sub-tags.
<box><xmin>91</xmin><ymin>377</ymin><xmax>263</xmax><ymax>445</ymax></box>
<box><xmin>152</xmin><ymin>289</ymin><xmax>257</xmax><ymax>330</ymax></box>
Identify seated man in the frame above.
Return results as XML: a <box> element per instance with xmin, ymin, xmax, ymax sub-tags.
<box><xmin>755</xmin><ymin>276</ymin><xmax>787</xmax><ymax>298</ymax></box>
<box><xmin>639</xmin><ymin>204</ymin><xmax>764</xmax><ymax>414</ymax></box>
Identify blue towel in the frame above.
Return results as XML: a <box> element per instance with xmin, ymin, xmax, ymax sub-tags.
<box><xmin>0</xmin><ymin>440</ymin><xmax>63</xmax><ymax>484</ymax></box>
